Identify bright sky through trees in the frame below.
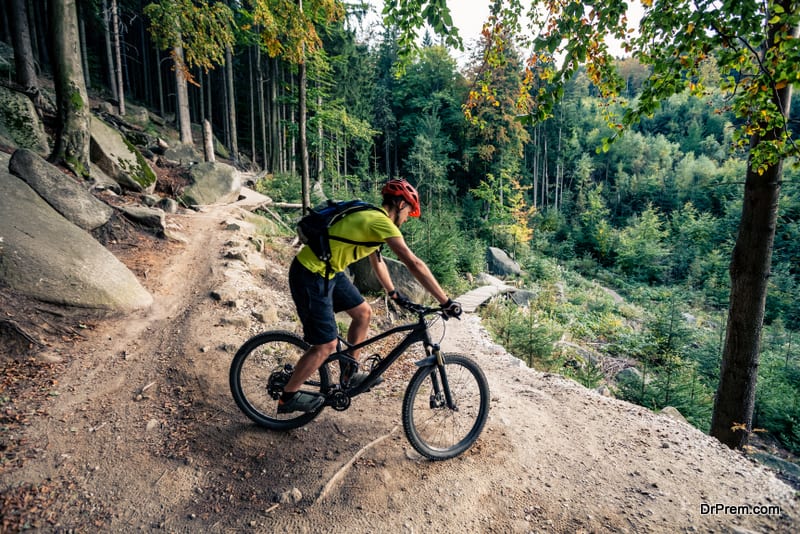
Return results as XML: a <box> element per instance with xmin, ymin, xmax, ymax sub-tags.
<box><xmin>365</xmin><ymin>0</ymin><xmax>643</xmax><ymax>67</ymax></box>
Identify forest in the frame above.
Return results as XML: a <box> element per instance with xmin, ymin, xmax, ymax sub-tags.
<box><xmin>1</xmin><ymin>1</ymin><xmax>798</xmax><ymax>457</ymax></box>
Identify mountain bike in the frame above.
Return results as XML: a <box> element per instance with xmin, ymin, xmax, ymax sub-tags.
<box><xmin>229</xmin><ymin>301</ymin><xmax>490</xmax><ymax>460</ymax></box>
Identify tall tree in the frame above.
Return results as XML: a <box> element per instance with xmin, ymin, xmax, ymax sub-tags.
<box><xmin>49</xmin><ymin>0</ymin><xmax>91</xmax><ymax>176</ymax></box>
<box><xmin>474</xmin><ymin>0</ymin><xmax>799</xmax><ymax>449</ymax></box>
<box><xmin>9</xmin><ymin>0</ymin><xmax>38</xmax><ymax>92</ymax></box>
<box><xmin>111</xmin><ymin>0</ymin><xmax>125</xmax><ymax>114</ymax></box>
<box><xmin>250</xmin><ymin>0</ymin><xmax>343</xmax><ymax>210</ymax></box>
<box><xmin>145</xmin><ymin>0</ymin><xmax>235</xmax><ymax>146</ymax></box>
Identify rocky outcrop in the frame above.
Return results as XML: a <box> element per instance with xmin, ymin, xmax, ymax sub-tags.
<box><xmin>0</xmin><ymin>162</ymin><xmax>152</xmax><ymax>312</ymax></box>
<box><xmin>179</xmin><ymin>161</ymin><xmax>242</xmax><ymax>207</ymax></box>
<box><xmin>486</xmin><ymin>246</ymin><xmax>522</xmax><ymax>277</ymax></box>
<box><xmin>9</xmin><ymin>149</ymin><xmax>113</xmax><ymax>231</ymax></box>
<box><xmin>90</xmin><ymin>115</ymin><xmax>157</xmax><ymax>192</ymax></box>
<box><xmin>0</xmin><ymin>85</ymin><xmax>49</xmax><ymax>155</ymax></box>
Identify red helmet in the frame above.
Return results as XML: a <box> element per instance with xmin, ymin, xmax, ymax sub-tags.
<box><xmin>381</xmin><ymin>179</ymin><xmax>420</xmax><ymax>217</ymax></box>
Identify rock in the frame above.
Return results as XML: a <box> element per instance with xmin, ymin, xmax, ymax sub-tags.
<box><xmin>615</xmin><ymin>366</ymin><xmax>644</xmax><ymax>386</ymax></box>
<box><xmin>0</xmin><ymin>171</ymin><xmax>153</xmax><ymax>312</ymax></box>
<box><xmin>119</xmin><ymin>205</ymin><xmax>166</xmax><ymax>235</ymax></box>
<box><xmin>179</xmin><ymin>161</ymin><xmax>242</xmax><ymax>207</ymax></box>
<box><xmin>161</xmin><ymin>143</ymin><xmax>204</xmax><ymax>167</ymax></box>
<box><xmin>279</xmin><ymin>488</ymin><xmax>302</xmax><ymax>504</ymax></box>
<box><xmin>8</xmin><ymin>149</ymin><xmax>114</xmax><ymax>230</ymax></box>
<box><xmin>157</xmin><ymin>197</ymin><xmax>179</xmax><ymax>214</ymax></box>
<box><xmin>509</xmin><ymin>289</ymin><xmax>537</xmax><ymax>306</ymax></box>
<box><xmin>0</xmin><ymin>86</ymin><xmax>50</xmax><ymax>155</ymax></box>
<box><xmin>90</xmin><ymin>115</ymin><xmax>157</xmax><ymax>192</ymax></box>
<box><xmin>660</xmin><ymin>406</ymin><xmax>689</xmax><ymax>425</ymax></box>
<box><xmin>88</xmin><ymin>163</ymin><xmax>123</xmax><ymax>194</ymax></box>
<box><xmin>486</xmin><ymin>247</ymin><xmax>522</xmax><ymax>277</ymax></box>
<box><xmin>349</xmin><ymin>256</ymin><xmax>426</xmax><ymax>303</ymax></box>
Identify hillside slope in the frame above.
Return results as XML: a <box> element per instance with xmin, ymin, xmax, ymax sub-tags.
<box><xmin>1</xmin><ymin>191</ymin><xmax>797</xmax><ymax>533</ymax></box>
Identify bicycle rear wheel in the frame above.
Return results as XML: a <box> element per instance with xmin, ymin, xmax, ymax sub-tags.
<box><xmin>402</xmin><ymin>354</ymin><xmax>490</xmax><ymax>460</ymax></box>
<box><xmin>229</xmin><ymin>331</ymin><xmax>330</xmax><ymax>430</ymax></box>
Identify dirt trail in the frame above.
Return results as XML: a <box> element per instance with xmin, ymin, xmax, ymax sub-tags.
<box><xmin>2</xmin><ymin>194</ymin><xmax>798</xmax><ymax>533</ymax></box>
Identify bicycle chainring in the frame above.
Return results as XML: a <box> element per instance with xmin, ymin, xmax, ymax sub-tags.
<box><xmin>328</xmin><ymin>389</ymin><xmax>351</xmax><ymax>411</ymax></box>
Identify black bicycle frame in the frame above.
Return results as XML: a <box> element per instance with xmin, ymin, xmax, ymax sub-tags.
<box><xmin>325</xmin><ymin>313</ymin><xmax>441</xmax><ymax>397</ymax></box>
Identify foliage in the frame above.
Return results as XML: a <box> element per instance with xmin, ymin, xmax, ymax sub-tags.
<box><xmin>248</xmin><ymin>0</ymin><xmax>343</xmax><ymax>63</ymax></box>
<box><xmin>381</xmin><ymin>0</ymin><xmax>462</xmax><ymax>69</ymax></box>
<box><xmin>481</xmin><ymin>299</ymin><xmax>564</xmax><ymax>369</ymax></box>
<box><xmin>401</xmin><ymin>206</ymin><xmax>482</xmax><ymax>290</ymax></box>
<box><xmin>144</xmin><ymin>0</ymin><xmax>235</xmax><ymax>71</ymax></box>
<box><xmin>615</xmin><ymin>204</ymin><xmax>669</xmax><ymax>283</ymax></box>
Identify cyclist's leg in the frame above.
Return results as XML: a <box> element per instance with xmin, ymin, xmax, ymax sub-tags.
<box><xmin>282</xmin><ymin>339</ymin><xmax>337</xmax><ymax>393</ymax></box>
<box><xmin>331</xmin><ymin>271</ymin><xmax>369</xmax><ymax>359</ymax></box>
<box><xmin>284</xmin><ymin>259</ymin><xmax>339</xmax><ymax>397</ymax></box>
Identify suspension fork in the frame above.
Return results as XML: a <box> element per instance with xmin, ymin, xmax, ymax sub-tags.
<box><xmin>422</xmin><ymin>344</ymin><xmax>457</xmax><ymax>411</ymax></box>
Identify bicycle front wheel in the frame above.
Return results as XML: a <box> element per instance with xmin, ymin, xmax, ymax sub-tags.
<box><xmin>229</xmin><ymin>331</ymin><xmax>329</xmax><ymax>431</ymax></box>
<box><xmin>402</xmin><ymin>354</ymin><xmax>490</xmax><ymax>460</ymax></box>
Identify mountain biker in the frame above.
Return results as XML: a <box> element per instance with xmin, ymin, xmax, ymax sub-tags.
<box><xmin>279</xmin><ymin>178</ymin><xmax>462</xmax><ymax>413</ymax></box>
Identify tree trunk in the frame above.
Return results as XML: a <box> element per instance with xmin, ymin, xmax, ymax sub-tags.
<box><xmin>317</xmin><ymin>87</ymin><xmax>324</xmax><ymax>179</ymax></box>
<box><xmin>203</xmin><ymin>119</ymin><xmax>215</xmax><ymax>163</ymax></box>
<box><xmin>248</xmin><ymin>47</ymin><xmax>255</xmax><ymax>169</ymax></box>
<box><xmin>102</xmin><ymin>0</ymin><xmax>117</xmax><ymax>100</ymax></box>
<box><xmin>710</xmin><ymin>83</ymin><xmax>792</xmax><ymax>449</ymax></box>
<box><xmin>78</xmin><ymin>1</ymin><xmax>90</xmax><ymax>90</ymax></box>
<box><xmin>49</xmin><ymin>0</ymin><xmax>90</xmax><ymax>177</ymax></box>
<box><xmin>299</xmin><ymin>52</ymin><xmax>310</xmax><ymax>210</ymax></box>
<box><xmin>111</xmin><ymin>0</ymin><xmax>125</xmax><ymax>115</ymax></box>
<box><xmin>140</xmin><ymin>22</ymin><xmax>151</xmax><ymax>105</ymax></box>
<box><xmin>270</xmin><ymin>57</ymin><xmax>279</xmax><ymax>172</ymax></box>
<box><xmin>225</xmin><ymin>45</ymin><xmax>238</xmax><ymax>165</ymax></box>
<box><xmin>256</xmin><ymin>44</ymin><xmax>267</xmax><ymax>170</ymax></box>
<box><xmin>10</xmin><ymin>0</ymin><xmax>37</xmax><ymax>90</ymax></box>
<box><xmin>156</xmin><ymin>48</ymin><xmax>165</xmax><ymax>117</ymax></box>
<box><xmin>174</xmin><ymin>44</ymin><xmax>193</xmax><ymax>145</ymax></box>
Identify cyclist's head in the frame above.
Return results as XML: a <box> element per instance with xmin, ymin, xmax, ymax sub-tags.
<box><xmin>381</xmin><ymin>179</ymin><xmax>420</xmax><ymax>217</ymax></box>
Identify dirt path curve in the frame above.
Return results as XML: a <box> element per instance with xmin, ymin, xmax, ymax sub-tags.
<box><xmin>3</xmin><ymin>194</ymin><xmax>798</xmax><ymax>533</ymax></box>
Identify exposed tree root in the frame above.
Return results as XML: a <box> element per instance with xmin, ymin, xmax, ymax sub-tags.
<box><xmin>314</xmin><ymin>425</ymin><xmax>399</xmax><ymax>505</ymax></box>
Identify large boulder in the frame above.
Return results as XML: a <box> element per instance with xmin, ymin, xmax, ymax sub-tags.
<box><xmin>486</xmin><ymin>246</ymin><xmax>522</xmax><ymax>277</ymax></box>
<box><xmin>0</xmin><ymin>86</ymin><xmax>49</xmax><ymax>155</ymax></box>
<box><xmin>161</xmin><ymin>144</ymin><xmax>204</xmax><ymax>167</ymax></box>
<box><xmin>90</xmin><ymin>115</ymin><xmax>157</xmax><ymax>192</ymax></box>
<box><xmin>8</xmin><ymin>149</ymin><xmax>113</xmax><ymax>231</ymax></box>
<box><xmin>0</xmin><ymin>169</ymin><xmax>153</xmax><ymax>312</ymax></box>
<box><xmin>179</xmin><ymin>161</ymin><xmax>242</xmax><ymax>207</ymax></box>
<box><xmin>349</xmin><ymin>256</ymin><xmax>426</xmax><ymax>303</ymax></box>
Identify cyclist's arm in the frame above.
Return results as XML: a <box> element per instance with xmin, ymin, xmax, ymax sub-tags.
<box><xmin>368</xmin><ymin>251</ymin><xmax>395</xmax><ymax>294</ymax></box>
<box><xmin>382</xmin><ymin>236</ymin><xmax>449</xmax><ymax>305</ymax></box>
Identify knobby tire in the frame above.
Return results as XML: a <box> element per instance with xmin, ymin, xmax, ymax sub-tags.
<box><xmin>402</xmin><ymin>354</ymin><xmax>490</xmax><ymax>460</ymax></box>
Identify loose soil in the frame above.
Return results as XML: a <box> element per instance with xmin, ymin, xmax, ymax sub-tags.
<box><xmin>1</xmin><ymin>191</ymin><xmax>798</xmax><ymax>533</ymax></box>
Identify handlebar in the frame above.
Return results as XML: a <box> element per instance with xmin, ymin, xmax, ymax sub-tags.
<box><xmin>396</xmin><ymin>299</ymin><xmax>462</xmax><ymax>320</ymax></box>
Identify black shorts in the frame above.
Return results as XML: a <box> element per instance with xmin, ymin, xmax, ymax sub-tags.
<box><xmin>288</xmin><ymin>258</ymin><xmax>365</xmax><ymax>345</ymax></box>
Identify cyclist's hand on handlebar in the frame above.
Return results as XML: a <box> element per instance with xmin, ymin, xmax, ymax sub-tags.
<box><xmin>388</xmin><ymin>289</ymin><xmax>412</xmax><ymax>308</ymax></box>
<box><xmin>442</xmin><ymin>299</ymin><xmax>462</xmax><ymax>319</ymax></box>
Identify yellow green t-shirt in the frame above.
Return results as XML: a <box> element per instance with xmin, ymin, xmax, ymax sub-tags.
<box><xmin>296</xmin><ymin>207</ymin><xmax>402</xmax><ymax>278</ymax></box>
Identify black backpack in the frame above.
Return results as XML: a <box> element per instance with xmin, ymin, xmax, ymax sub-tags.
<box><xmin>296</xmin><ymin>199</ymin><xmax>384</xmax><ymax>278</ymax></box>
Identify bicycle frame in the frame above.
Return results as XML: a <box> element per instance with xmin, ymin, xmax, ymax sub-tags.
<box><xmin>324</xmin><ymin>311</ymin><xmax>445</xmax><ymax>397</ymax></box>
